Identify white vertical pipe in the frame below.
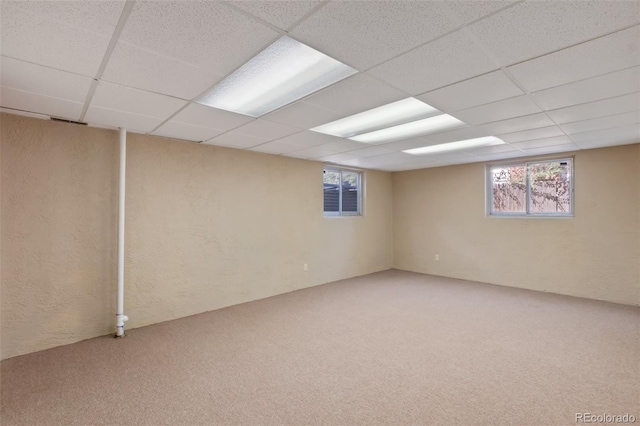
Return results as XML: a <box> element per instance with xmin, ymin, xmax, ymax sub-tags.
<box><xmin>116</xmin><ymin>128</ymin><xmax>129</xmax><ymax>337</ymax></box>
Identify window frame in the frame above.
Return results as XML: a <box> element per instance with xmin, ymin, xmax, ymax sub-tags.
<box><xmin>323</xmin><ymin>167</ymin><xmax>362</xmax><ymax>217</ymax></box>
<box><xmin>486</xmin><ymin>157</ymin><xmax>574</xmax><ymax>218</ymax></box>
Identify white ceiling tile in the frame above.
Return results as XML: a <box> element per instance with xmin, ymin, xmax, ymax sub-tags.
<box><xmin>385</xmin><ymin>164</ymin><xmax>431</xmax><ymax>172</ymax></box>
<box><xmin>151</xmin><ymin>122</ymin><xmax>223</xmax><ymax>142</ymax></box>
<box><xmin>442</xmin><ymin>1</ymin><xmax>517</xmax><ymax>25</ymax></box>
<box><xmin>90</xmin><ymin>82</ymin><xmax>187</xmax><ymax>120</ymax></box>
<box><xmin>231</xmin><ymin>119</ymin><xmax>300</xmax><ymax>140</ymax></box>
<box><xmin>3</xmin><ymin>0</ymin><xmax>125</xmax><ymax>34</ymax></box>
<box><xmin>249</xmin><ymin>140</ymin><xmax>305</xmax><ymax>155</ymax></box>
<box><xmin>546</xmin><ymin>93</ymin><xmax>640</xmax><ymax>124</ymax></box>
<box><xmin>317</xmin><ymin>139</ymin><xmax>370</xmax><ymax>153</ymax></box>
<box><xmin>328</xmin><ymin>160</ymin><xmax>372</xmax><ymax>169</ymax></box>
<box><xmin>0</xmin><ymin>107</ymin><xmax>49</xmax><ymax>120</ymax></box>
<box><xmin>463</xmin><ymin>144</ymin><xmax>521</xmax><ymax>156</ymax></box>
<box><xmin>559</xmin><ymin>111</ymin><xmax>640</xmax><ymax>135</ymax></box>
<box><xmin>508</xmin><ymin>25</ymin><xmax>640</xmax><ymax>92</ymax></box>
<box><xmin>338</xmin><ymin>152</ymin><xmax>427</xmax><ymax>170</ymax></box>
<box><xmin>519</xmin><ymin>143</ymin><xmax>580</xmax><ymax>155</ymax></box>
<box><xmin>169</xmin><ymin>103</ymin><xmax>253</xmax><ymax>131</ymax></box>
<box><xmin>345</xmin><ymin>145</ymin><xmax>396</xmax><ymax>158</ymax></box>
<box><xmin>0</xmin><ymin>87</ymin><xmax>83</xmax><ymax>120</ymax></box>
<box><xmin>419</xmin><ymin>159</ymin><xmax>462</xmax><ymax>168</ymax></box>
<box><xmin>368</xmin><ymin>30</ymin><xmax>497</xmax><ymax>95</ymax></box>
<box><xmin>409</xmin><ymin>151</ymin><xmax>476</xmax><ymax>162</ymax></box>
<box><xmin>417</xmin><ymin>70</ymin><xmax>523</xmax><ymax>112</ymax></box>
<box><xmin>380</xmin><ymin>136</ymin><xmax>438</xmax><ymax>152</ymax></box>
<box><xmin>428</xmin><ymin>158</ymin><xmax>479</xmax><ymax>168</ymax></box>
<box><xmin>330</xmin><ymin>158</ymin><xmax>368</xmax><ymax>167</ymax></box>
<box><xmin>386</xmin><ymin>152</ymin><xmax>476</xmax><ymax>170</ymax></box>
<box><xmin>478</xmin><ymin>113</ymin><xmax>557</xmax><ymax>135</ymax></box>
<box><xmin>226</xmin><ymin>0</ymin><xmax>321</xmax><ymax>30</ymax></box>
<box><xmin>531</xmin><ymin>67</ymin><xmax>640</xmax><ymax>110</ymax></box>
<box><xmin>401</xmin><ymin>160</ymin><xmax>455</xmax><ymax>171</ymax></box>
<box><xmin>391</xmin><ymin>161</ymin><xmax>439</xmax><ymax>171</ymax></box>
<box><xmin>102</xmin><ymin>43</ymin><xmax>222</xmax><ymax>100</ymax></box>
<box><xmin>204</xmin><ymin>132</ymin><xmax>270</xmax><ymax>149</ymax></box>
<box><xmin>262</xmin><ymin>101</ymin><xmax>344</xmax><ymax>129</ymax></box>
<box><xmin>0</xmin><ymin>57</ymin><xmax>92</xmax><ymax>102</ymax></box>
<box><xmin>511</xmin><ymin>136</ymin><xmax>573</xmax><ymax>150</ymax></box>
<box><xmin>0</xmin><ymin>1</ymin><xmax>124</xmax><ymax>76</ymax></box>
<box><xmin>287</xmin><ymin>140</ymin><xmax>367</xmax><ymax>159</ymax></box>
<box><xmin>321</xmin><ymin>159</ymin><xmax>369</xmax><ymax>168</ymax></box>
<box><xmin>405</xmin><ymin>160</ymin><xmax>473</xmax><ymax>170</ymax></box>
<box><xmin>302</xmin><ymin>74</ymin><xmax>406</xmax><ymax>116</ymax></box>
<box><xmin>497</xmin><ymin>126</ymin><xmax>565</xmax><ymax>143</ymax></box>
<box><xmin>577</xmin><ymin>138</ymin><xmax>639</xmax><ymax>150</ymax></box>
<box><xmin>472</xmin><ymin>150</ymin><xmax>531</xmax><ymax>162</ymax></box>
<box><xmin>318</xmin><ymin>153</ymin><xmax>362</xmax><ymax>163</ymax></box>
<box><xmin>291</xmin><ymin>1</ymin><xmax>459</xmax><ymax>70</ymax></box>
<box><xmin>421</xmin><ymin>126</ymin><xmax>494</xmax><ymax>144</ymax></box>
<box><xmin>275</xmin><ymin>131</ymin><xmax>345</xmax><ymax>149</ymax></box>
<box><xmin>400</xmin><ymin>164</ymin><xmax>448</xmax><ymax>171</ymax></box>
<box><xmin>117</xmin><ymin>1</ymin><xmax>279</xmax><ymax>78</ymax></box>
<box><xmin>84</xmin><ymin>107</ymin><xmax>163</xmax><ymax>133</ymax></box>
<box><xmin>466</xmin><ymin>0</ymin><xmax>640</xmax><ymax>66</ymax></box>
<box><xmin>285</xmin><ymin>150</ymin><xmax>323</xmax><ymax>160</ymax></box>
<box><xmin>569</xmin><ymin>124</ymin><xmax>640</xmax><ymax>148</ymax></box>
<box><xmin>451</xmin><ymin>95</ymin><xmax>541</xmax><ymax>125</ymax></box>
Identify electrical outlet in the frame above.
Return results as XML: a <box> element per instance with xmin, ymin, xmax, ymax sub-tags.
<box><xmin>303</xmin><ymin>263</ymin><xmax>308</xmax><ymax>271</ymax></box>
<box><xmin>435</xmin><ymin>254</ymin><xmax>439</xmax><ymax>261</ymax></box>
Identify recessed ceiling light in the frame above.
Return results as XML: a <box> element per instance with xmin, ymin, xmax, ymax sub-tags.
<box><xmin>350</xmin><ymin>114</ymin><xmax>465</xmax><ymax>144</ymax></box>
<box><xmin>403</xmin><ymin>136</ymin><xmax>505</xmax><ymax>155</ymax></box>
<box><xmin>311</xmin><ymin>98</ymin><xmax>441</xmax><ymax>138</ymax></box>
<box><xmin>197</xmin><ymin>36</ymin><xmax>356</xmax><ymax>117</ymax></box>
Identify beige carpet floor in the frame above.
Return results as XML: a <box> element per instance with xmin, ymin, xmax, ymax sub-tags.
<box><xmin>1</xmin><ymin>270</ymin><xmax>639</xmax><ymax>425</ymax></box>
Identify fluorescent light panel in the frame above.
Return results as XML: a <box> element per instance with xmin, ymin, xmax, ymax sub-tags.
<box><xmin>403</xmin><ymin>136</ymin><xmax>505</xmax><ymax>155</ymax></box>
<box><xmin>198</xmin><ymin>36</ymin><xmax>356</xmax><ymax>117</ymax></box>
<box><xmin>311</xmin><ymin>98</ymin><xmax>441</xmax><ymax>138</ymax></box>
<box><xmin>350</xmin><ymin>114</ymin><xmax>465</xmax><ymax>144</ymax></box>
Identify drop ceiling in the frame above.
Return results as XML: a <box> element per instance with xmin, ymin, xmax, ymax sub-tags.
<box><xmin>1</xmin><ymin>0</ymin><xmax>639</xmax><ymax>171</ymax></box>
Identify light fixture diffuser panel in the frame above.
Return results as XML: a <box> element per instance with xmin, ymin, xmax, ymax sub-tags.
<box><xmin>311</xmin><ymin>97</ymin><xmax>441</xmax><ymax>138</ymax></box>
<box><xmin>403</xmin><ymin>136</ymin><xmax>505</xmax><ymax>155</ymax></box>
<box><xmin>198</xmin><ymin>36</ymin><xmax>357</xmax><ymax>117</ymax></box>
<box><xmin>350</xmin><ymin>114</ymin><xmax>465</xmax><ymax>144</ymax></box>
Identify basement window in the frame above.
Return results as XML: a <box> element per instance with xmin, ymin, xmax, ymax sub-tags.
<box><xmin>323</xmin><ymin>168</ymin><xmax>362</xmax><ymax>216</ymax></box>
<box><xmin>487</xmin><ymin>158</ymin><xmax>573</xmax><ymax>217</ymax></box>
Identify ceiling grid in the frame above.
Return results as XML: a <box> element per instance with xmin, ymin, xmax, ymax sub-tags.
<box><xmin>0</xmin><ymin>0</ymin><xmax>638</xmax><ymax>171</ymax></box>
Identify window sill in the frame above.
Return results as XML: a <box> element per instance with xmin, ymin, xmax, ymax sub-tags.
<box><xmin>486</xmin><ymin>214</ymin><xmax>574</xmax><ymax>219</ymax></box>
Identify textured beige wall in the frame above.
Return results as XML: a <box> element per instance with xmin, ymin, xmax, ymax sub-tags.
<box><xmin>1</xmin><ymin>115</ymin><xmax>119</xmax><ymax>360</ymax></box>
<box><xmin>1</xmin><ymin>113</ymin><xmax>393</xmax><ymax>359</ymax></box>
<box><xmin>393</xmin><ymin>144</ymin><xmax>640</xmax><ymax>305</ymax></box>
